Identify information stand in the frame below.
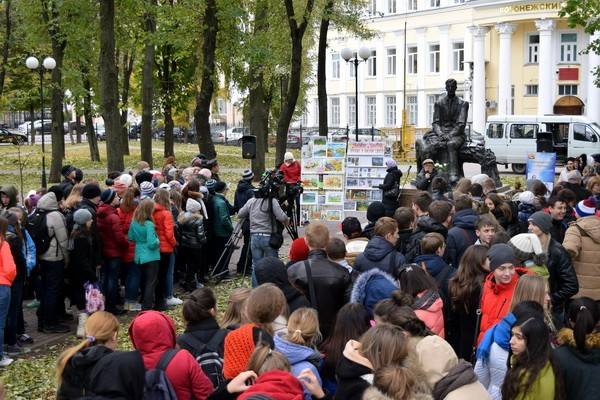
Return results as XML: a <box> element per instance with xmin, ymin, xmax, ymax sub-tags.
<box><xmin>344</xmin><ymin>142</ymin><xmax>388</xmax><ymax>215</ymax></box>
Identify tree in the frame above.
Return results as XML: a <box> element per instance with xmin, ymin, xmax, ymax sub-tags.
<box><xmin>141</xmin><ymin>0</ymin><xmax>157</xmax><ymax>166</ymax></box>
<box><xmin>317</xmin><ymin>0</ymin><xmax>333</xmax><ymax>137</ymax></box>
<box><xmin>119</xmin><ymin>49</ymin><xmax>134</xmax><ymax>155</ymax></box>
<box><xmin>99</xmin><ymin>0</ymin><xmax>124</xmax><ymax>171</ymax></box>
<box><xmin>0</xmin><ymin>0</ymin><xmax>13</xmax><ymax>97</ymax></box>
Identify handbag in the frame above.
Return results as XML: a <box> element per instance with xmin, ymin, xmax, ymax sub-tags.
<box><xmin>85</xmin><ymin>281</ymin><xmax>105</xmax><ymax>314</ymax></box>
<box><xmin>383</xmin><ymin>185</ymin><xmax>400</xmax><ymax>200</ymax></box>
<box><xmin>268</xmin><ymin>199</ymin><xmax>284</xmax><ymax>249</ymax></box>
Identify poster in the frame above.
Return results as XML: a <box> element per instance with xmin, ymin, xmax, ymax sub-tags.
<box><xmin>325</xmin><ymin>210</ymin><xmax>343</xmax><ymax>221</ymax></box>
<box><xmin>301</xmin><ymin>191</ymin><xmax>318</xmax><ymax>205</ymax></box>
<box><xmin>348</xmin><ymin>142</ymin><xmax>386</xmax><ymax>155</ymax></box>
<box><xmin>302</xmin><ymin>159</ymin><xmax>322</xmax><ymax>173</ymax></box>
<box><xmin>312</xmin><ymin>145</ymin><xmax>327</xmax><ymax>158</ymax></box>
<box><xmin>345</xmin><ymin>141</ymin><xmax>387</xmax><ymax>212</ymax></box>
<box><xmin>526</xmin><ymin>152</ymin><xmax>556</xmax><ymax>192</ymax></box>
<box><xmin>302</xmin><ymin>175</ymin><xmax>321</xmax><ymax>190</ymax></box>
<box><xmin>327</xmin><ymin>143</ymin><xmax>346</xmax><ymax>158</ymax></box>
<box><xmin>323</xmin><ymin>158</ymin><xmax>344</xmax><ymax>173</ymax></box>
<box><xmin>325</xmin><ymin>191</ymin><xmax>344</xmax><ymax>205</ymax></box>
<box><xmin>323</xmin><ymin>175</ymin><xmax>344</xmax><ymax>189</ymax></box>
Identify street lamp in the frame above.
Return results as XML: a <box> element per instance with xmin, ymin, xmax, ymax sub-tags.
<box><xmin>26</xmin><ymin>56</ymin><xmax>55</xmax><ymax>188</ymax></box>
<box><xmin>341</xmin><ymin>46</ymin><xmax>370</xmax><ymax>142</ymax></box>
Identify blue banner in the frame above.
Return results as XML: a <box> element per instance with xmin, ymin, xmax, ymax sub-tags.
<box><xmin>526</xmin><ymin>152</ymin><xmax>556</xmax><ymax>192</ymax></box>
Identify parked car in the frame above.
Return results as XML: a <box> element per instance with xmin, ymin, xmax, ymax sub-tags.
<box><xmin>95</xmin><ymin>125</ymin><xmax>106</xmax><ymax>140</ymax></box>
<box><xmin>214</xmin><ymin>127</ymin><xmax>248</xmax><ymax>144</ymax></box>
<box><xmin>0</xmin><ymin>128</ymin><xmax>27</xmax><ymax>144</ymax></box>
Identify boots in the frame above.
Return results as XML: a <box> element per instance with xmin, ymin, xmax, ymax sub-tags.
<box><xmin>77</xmin><ymin>312</ymin><xmax>88</xmax><ymax>339</ymax></box>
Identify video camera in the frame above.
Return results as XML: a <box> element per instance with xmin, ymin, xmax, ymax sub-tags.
<box><xmin>255</xmin><ymin>168</ymin><xmax>285</xmax><ymax>199</ymax></box>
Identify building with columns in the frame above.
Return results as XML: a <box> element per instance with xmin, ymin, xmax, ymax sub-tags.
<box><xmin>302</xmin><ymin>0</ymin><xmax>600</xmax><ymax>134</ymax></box>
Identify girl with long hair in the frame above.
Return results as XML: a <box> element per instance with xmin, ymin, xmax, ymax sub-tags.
<box><xmin>152</xmin><ymin>189</ymin><xmax>179</xmax><ymax>309</ymax></box>
<box><xmin>485</xmin><ymin>193</ymin><xmax>517</xmax><ymax>234</ymax></box>
<box><xmin>0</xmin><ymin>215</ymin><xmax>16</xmax><ymax>366</ymax></box>
<box><xmin>118</xmin><ymin>187</ymin><xmax>141</xmax><ymax>311</ymax></box>
<box><xmin>446</xmin><ymin>245</ymin><xmax>489</xmax><ymax>360</ymax></box>
<box><xmin>220</xmin><ymin>287</ymin><xmax>251</xmax><ymax>329</ymax></box>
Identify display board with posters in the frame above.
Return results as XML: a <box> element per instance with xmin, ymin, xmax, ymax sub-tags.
<box><xmin>300</xmin><ymin>137</ymin><xmax>347</xmax><ymax>223</ymax></box>
<box><xmin>344</xmin><ymin>142</ymin><xmax>389</xmax><ymax>213</ymax></box>
<box><xmin>526</xmin><ymin>152</ymin><xmax>556</xmax><ymax>193</ymax></box>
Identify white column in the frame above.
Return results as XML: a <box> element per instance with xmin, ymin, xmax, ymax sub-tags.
<box><xmin>340</xmin><ymin>96</ymin><xmax>348</xmax><ymax>128</ymax></box>
<box><xmin>469</xmin><ymin>25</ymin><xmax>489</xmax><ymax>134</ymax></box>
<box><xmin>416</xmin><ymin>27</ymin><xmax>427</xmax><ymax>128</ymax></box>
<box><xmin>439</xmin><ymin>25</ymin><xmax>450</xmax><ymax>80</ymax></box>
<box><xmin>376</xmin><ymin>93</ymin><xmax>385</xmax><ymax>128</ymax></box>
<box><xmin>496</xmin><ymin>23</ymin><xmax>516</xmax><ymax>115</ymax></box>
<box><xmin>535</xmin><ymin>19</ymin><xmax>556</xmax><ymax>115</ymax></box>
<box><xmin>586</xmin><ymin>32</ymin><xmax>600</xmax><ymax>124</ymax></box>
<box><xmin>463</xmin><ymin>26</ymin><xmax>474</xmax><ymax>122</ymax></box>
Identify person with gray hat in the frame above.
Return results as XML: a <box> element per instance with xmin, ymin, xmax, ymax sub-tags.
<box><xmin>415</xmin><ymin>158</ymin><xmax>438</xmax><ymax>192</ymax></box>
<box><xmin>528</xmin><ymin>211</ymin><xmax>579</xmax><ymax>326</ymax></box>
<box><xmin>234</xmin><ymin>169</ymin><xmax>255</xmax><ymax>275</ymax></box>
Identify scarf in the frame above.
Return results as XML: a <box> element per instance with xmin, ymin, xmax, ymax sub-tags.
<box><xmin>476</xmin><ymin>312</ymin><xmax>516</xmax><ymax>362</ymax></box>
<box><xmin>412</xmin><ymin>289</ymin><xmax>440</xmax><ymax>311</ymax></box>
<box><xmin>432</xmin><ymin>359</ymin><xmax>477</xmax><ymax>400</ymax></box>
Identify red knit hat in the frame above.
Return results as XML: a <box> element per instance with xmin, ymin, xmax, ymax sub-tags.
<box><xmin>288</xmin><ymin>237</ymin><xmax>309</xmax><ymax>262</ymax></box>
<box><xmin>238</xmin><ymin>370</ymin><xmax>304</xmax><ymax>400</ymax></box>
<box><xmin>223</xmin><ymin>324</ymin><xmax>257</xmax><ymax>379</ymax></box>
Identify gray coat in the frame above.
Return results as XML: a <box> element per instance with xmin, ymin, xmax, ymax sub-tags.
<box><xmin>238</xmin><ymin>197</ymin><xmax>288</xmax><ymax>234</ymax></box>
<box><xmin>37</xmin><ymin>193</ymin><xmax>69</xmax><ymax>262</ymax></box>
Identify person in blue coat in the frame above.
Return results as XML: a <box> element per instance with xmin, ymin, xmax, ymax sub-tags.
<box><xmin>350</xmin><ymin>268</ymin><xmax>398</xmax><ymax>315</ymax></box>
<box><xmin>413</xmin><ymin>232</ymin><xmax>455</xmax><ymax>304</ymax></box>
<box><xmin>354</xmin><ymin>217</ymin><xmax>405</xmax><ymax>275</ymax></box>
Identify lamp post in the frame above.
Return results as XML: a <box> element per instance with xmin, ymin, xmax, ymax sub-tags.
<box><xmin>341</xmin><ymin>46</ymin><xmax>370</xmax><ymax>142</ymax></box>
<box><xmin>26</xmin><ymin>56</ymin><xmax>56</xmax><ymax>188</ymax></box>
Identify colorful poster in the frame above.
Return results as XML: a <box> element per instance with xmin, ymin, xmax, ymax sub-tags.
<box><xmin>323</xmin><ymin>158</ymin><xmax>344</xmax><ymax>173</ymax></box>
<box><xmin>323</xmin><ymin>175</ymin><xmax>344</xmax><ymax>189</ymax></box>
<box><xmin>325</xmin><ymin>210</ymin><xmax>343</xmax><ymax>221</ymax></box>
<box><xmin>325</xmin><ymin>191</ymin><xmax>344</xmax><ymax>205</ymax></box>
<box><xmin>326</xmin><ymin>142</ymin><xmax>346</xmax><ymax>158</ymax></box>
<box><xmin>344</xmin><ymin>201</ymin><xmax>357</xmax><ymax>211</ymax></box>
<box><xmin>300</xmin><ymin>191</ymin><xmax>318</xmax><ymax>205</ymax></box>
<box><xmin>312</xmin><ymin>145</ymin><xmax>327</xmax><ymax>158</ymax></box>
<box><xmin>302</xmin><ymin>174</ymin><xmax>321</xmax><ymax>190</ymax></box>
<box><xmin>526</xmin><ymin>152</ymin><xmax>556</xmax><ymax>192</ymax></box>
<box><xmin>348</xmin><ymin>141</ymin><xmax>386</xmax><ymax>155</ymax></box>
<box><xmin>302</xmin><ymin>159</ymin><xmax>322</xmax><ymax>173</ymax></box>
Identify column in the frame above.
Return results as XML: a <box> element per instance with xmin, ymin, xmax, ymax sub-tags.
<box><xmin>586</xmin><ymin>31</ymin><xmax>600</xmax><ymax>124</ymax></box>
<box><xmin>463</xmin><ymin>26</ymin><xmax>473</xmax><ymax>122</ymax></box>
<box><xmin>416</xmin><ymin>27</ymin><xmax>427</xmax><ymax>128</ymax></box>
<box><xmin>340</xmin><ymin>96</ymin><xmax>348</xmax><ymax>128</ymax></box>
<box><xmin>496</xmin><ymin>23</ymin><xmax>516</xmax><ymax>115</ymax></box>
<box><xmin>469</xmin><ymin>25</ymin><xmax>489</xmax><ymax>134</ymax></box>
<box><xmin>535</xmin><ymin>19</ymin><xmax>555</xmax><ymax>115</ymax></box>
<box><xmin>439</xmin><ymin>25</ymin><xmax>450</xmax><ymax>80</ymax></box>
<box><xmin>376</xmin><ymin>93</ymin><xmax>385</xmax><ymax>128</ymax></box>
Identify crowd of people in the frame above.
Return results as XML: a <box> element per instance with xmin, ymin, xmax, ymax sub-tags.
<box><xmin>0</xmin><ymin>149</ymin><xmax>598</xmax><ymax>399</ymax></box>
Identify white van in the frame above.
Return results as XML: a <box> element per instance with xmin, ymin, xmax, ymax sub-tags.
<box><xmin>485</xmin><ymin>115</ymin><xmax>600</xmax><ymax>173</ymax></box>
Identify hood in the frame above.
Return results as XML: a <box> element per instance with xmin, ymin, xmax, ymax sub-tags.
<box><xmin>414</xmin><ymin>335</ymin><xmax>458</xmax><ymax>387</ymax></box>
<box><xmin>0</xmin><ymin>185</ymin><xmax>17</xmax><ymax>206</ymax></box>
<box><xmin>274</xmin><ymin>334</ymin><xmax>322</xmax><ymax>366</ymax></box>
<box><xmin>255</xmin><ymin>257</ymin><xmax>289</xmax><ymax>287</ymax></box>
<box><xmin>37</xmin><ymin>192</ymin><xmax>59</xmax><ymax>211</ymax></box>
<box><xmin>350</xmin><ymin>268</ymin><xmax>398</xmax><ymax>306</ymax></box>
<box><xmin>557</xmin><ymin>328</ymin><xmax>600</xmax><ymax>363</ymax></box>
<box><xmin>363</xmin><ymin>235</ymin><xmax>395</xmax><ymax>262</ymax></box>
<box><xmin>129</xmin><ymin>311</ymin><xmax>176</xmax><ymax>355</ymax></box>
<box><xmin>97</xmin><ymin>203</ymin><xmax>117</xmax><ymax>219</ymax></box>
<box><xmin>70</xmin><ymin>344</ymin><xmax>113</xmax><ymax>370</ymax></box>
<box><xmin>573</xmin><ymin>216</ymin><xmax>600</xmax><ymax>243</ymax></box>
<box><xmin>413</xmin><ymin>255</ymin><xmax>447</xmax><ymax>278</ymax></box>
<box><xmin>386</xmin><ymin>165</ymin><xmax>399</xmax><ymax>174</ymax></box>
<box><xmin>415</xmin><ymin>216</ymin><xmax>447</xmax><ymax>237</ymax></box>
<box><xmin>177</xmin><ymin>211</ymin><xmax>201</xmax><ymax>224</ymax></box>
<box><xmin>452</xmin><ymin>209</ymin><xmax>478</xmax><ymax>230</ymax></box>
<box><xmin>238</xmin><ymin>370</ymin><xmax>304</xmax><ymax>400</ymax></box>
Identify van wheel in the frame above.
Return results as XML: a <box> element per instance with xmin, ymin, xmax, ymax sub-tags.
<box><xmin>512</xmin><ymin>163</ymin><xmax>526</xmax><ymax>174</ymax></box>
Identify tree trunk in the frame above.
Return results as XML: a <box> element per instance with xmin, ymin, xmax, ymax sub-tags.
<box><xmin>99</xmin><ymin>0</ymin><xmax>123</xmax><ymax>172</ymax></box>
<box><xmin>120</xmin><ymin>51</ymin><xmax>134</xmax><ymax>155</ymax></box>
<box><xmin>140</xmin><ymin>0</ymin><xmax>156</xmax><ymax>166</ymax></box>
<box><xmin>29</xmin><ymin>102</ymin><xmax>35</xmax><ymax>145</ymax></box>
<box><xmin>317</xmin><ymin>0</ymin><xmax>333</xmax><ymax>136</ymax></box>
<box><xmin>75</xmin><ymin>104</ymin><xmax>82</xmax><ymax>144</ymax></box>
<box><xmin>193</xmin><ymin>0</ymin><xmax>217</xmax><ymax>159</ymax></box>
<box><xmin>48</xmin><ymin>42</ymin><xmax>65</xmax><ymax>182</ymax></box>
<box><xmin>0</xmin><ymin>0</ymin><xmax>12</xmax><ymax>97</ymax></box>
<box><xmin>162</xmin><ymin>46</ymin><xmax>174</xmax><ymax>157</ymax></box>
<box><xmin>82</xmin><ymin>68</ymin><xmax>100</xmax><ymax>161</ymax></box>
<box><xmin>275</xmin><ymin>0</ymin><xmax>315</xmax><ymax>165</ymax></box>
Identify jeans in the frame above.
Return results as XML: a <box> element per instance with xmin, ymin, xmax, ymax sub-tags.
<box><xmin>250</xmin><ymin>234</ymin><xmax>278</xmax><ymax>287</ymax></box>
<box><xmin>125</xmin><ymin>262</ymin><xmax>141</xmax><ymax>302</ymax></box>
<box><xmin>101</xmin><ymin>257</ymin><xmax>121</xmax><ymax>312</ymax></box>
<box><xmin>140</xmin><ymin>261</ymin><xmax>159</xmax><ymax>310</ymax></box>
<box><xmin>155</xmin><ymin>253</ymin><xmax>171</xmax><ymax>310</ymax></box>
<box><xmin>5</xmin><ymin>273</ymin><xmax>24</xmax><ymax>346</ymax></box>
<box><xmin>165</xmin><ymin>252</ymin><xmax>175</xmax><ymax>299</ymax></box>
<box><xmin>0</xmin><ymin>285</ymin><xmax>11</xmax><ymax>358</ymax></box>
<box><xmin>38</xmin><ymin>260</ymin><xmax>65</xmax><ymax>327</ymax></box>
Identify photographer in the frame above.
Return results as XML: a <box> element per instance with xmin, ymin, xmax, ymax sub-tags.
<box><xmin>238</xmin><ymin>172</ymin><xmax>289</xmax><ymax>287</ymax></box>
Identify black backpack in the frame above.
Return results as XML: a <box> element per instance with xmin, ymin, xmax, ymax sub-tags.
<box><xmin>26</xmin><ymin>209</ymin><xmax>54</xmax><ymax>255</ymax></box>
<box><xmin>176</xmin><ymin>330</ymin><xmax>227</xmax><ymax>388</ymax></box>
<box><xmin>144</xmin><ymin>349</ymin><xmax>179</xmax><ymax>400</ymax></box>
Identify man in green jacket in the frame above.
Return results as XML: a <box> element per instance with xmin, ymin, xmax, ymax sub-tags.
<box><xmin>212</xmin><ymin>181</ymin><xmax>234</xmax><ymax>279</ymax></box>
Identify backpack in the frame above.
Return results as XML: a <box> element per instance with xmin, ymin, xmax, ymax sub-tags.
<box><xmin>144</xmin><ymin>349</ymin><xmax>179</xmax><ymax>400</ymax></box>
<box><xmin>26</xmin><ymin>209</ymin><xmax>53</xmax><ymax>256</ymax></box>
<box><xmin>176</xmin><ymin>329</ymin><xmax>227</xmax><ymax>388</ymax></box>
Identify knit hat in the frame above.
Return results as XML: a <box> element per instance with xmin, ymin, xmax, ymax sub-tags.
<box><xmin>223</xmin><ymin>324</ymin><xmax>257</xmax><ymax>379</ymax></box>
<box><xmin>366</xmin><ymin>201</ymin><xmax>386</xmax><ymax>223</ymax></box>
<box><xmin>528</xmin><ymin>211</ymin><xmax>552</xmax><ymax>234</ymax></box>
<box><xmin>116</xmin><ymin>173</ymin><xmax>133</xmax><ymax>188</ymax></box>
<box><xmin>168</xmin><ymin>180</ymin><xmax>182</xmax><ymax>192</ymax></box>
<box><xmin>140</xmin><ymin>181</ymin><xmax>155</xmax><ymax>198</ymax></box>
<box><xmin>186</xmin><ymin>198</ymin><xmax>202</xmax><ymax>213</ymax></box>
<box><xmin>518</xmin><ymin>191</ymin><xmax>535</xmax><ymax>205</ymax></box>
<box><xmin>47</xmin><ymin>185</ymin><xmax>64</xmax><ymax>202</ymax></box>
<box><xmin>100</xmin><ymin>188</ymin><xmax>117</xmax><ymax>204</ymax></box>
<box><xmin>81</xmin><ymin>183</ymin><xmax>101</xmax><ymax>200</ymax></box>
<box><xmin>422</xmin><ymin>159</ymin><xmax>434</xmax><ymax>166</ymax></box>
<box><xmin>73</xmin><ymin>208</ymin><xmax>92</xmax><ymax>226</ymax></box>
<box><xmin>214</xmin><ymin>181</ymin><xmax>227</xmax><ymax>193</ymax></box>
<box><xmin>487</xmin><ymin>244</ymin><xmax>517</xmax><ymax>270</ymax></box>
<box><xmin>508</xmin><ymin>233</ymin><xmax>546</xmax><ymax>265</ymax></box>
<box><xmin>74</xmin><ymin>168</ymin><xmax>84</xmax><ymax>183</ymax></box>
<box><xmin>575</xmin><ymin>197</ymin><xmax>596</xmax><ymax>218</ymax></box>
<box><xmin>206</xmin><ymin>179</ymin><xmax>217</xmax><ymax>191</ymax></box>
<box><xmin>199</xmin><ymin>168</ymin><xmax>212</xmax><ymax>179</ymax></box>
<box><xmin>199</xmin><ymin>186</ymin><xmax>209</xmax><ymax>196</ymax></box>
<box><xmin>135</xmin><ymin>171</ymin><xmax>153</xmax><ymax>185</ymax></box>
<box><xmin>284</xmin><ymin>152</ymin><xmax>294</xmax><ymax>161</ymax></box>
<box><xmin>61</xmin><ymin>165</ymin><xmax>76</xmax><ymax>178</ymax></box>
<box><xmin>386</xmin><ymin>159</ymin><xmax>397</xmax><ymax>168</ymax></box>
<box><xmin>242</xmin><ymin>169</ymin><xmax>254</xmax><ymax>181</ymax></box>
<box><xmin>167</xmin><ymin>167</ymin><xmax>178</xmax><ymax>178</ymax></box>
<box><xmin>289</xmin><ymin>238</ymin><xmax>309</xmax><ymax>262</ymax></box>
<box><xmin>158</xmin><ymin>183</ymin><xmax>170</xmax><ymax>191</ymax></box>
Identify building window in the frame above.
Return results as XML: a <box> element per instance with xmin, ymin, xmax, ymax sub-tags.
<box><xmin>525</xmin><ymin>84</ymin><xmax>538</xmax><ymax>96</ymax></box>
<box><xmin>408</xmin><ymin>46</ymin><xmax>418</xmax><ymax>74</ymax></box>
<box><xmin>427</xmin><ymin>94</ymin><xmax>441</xmax><ymax>124</ymax></box>
<box><xmin>367</xmin><ymin>50</ymin><xmax>377</xmax><ymax>77</ymax></box>
<box><xmin>429</xmin><ymin>44</ymin><xmax>440</xmax><ymax>73</ymax></box>
<box><xmin>331</xmin><ymin>52</ymin><xmax>340</xmax><ymax>79</ymax></box>
<box><xmin>560</xmin><ymin>33</ymin><xmax>578</xmax><ymax>63</ymax></box>
<box><xmin>408</xmin><ymin>0</ymin><xmax>417</xmax><ymax>11</ymax></box>
<box><xmin>348</xmin><ymin>96</ymin><xmax>356</xmax><ymax>127</ymax></box>
<box><xmin>527</xmin><ymin>34</ymin><xmax>539</xmax><ymax>64</ymax></box>
<box><xmin>385</xmin><ymin>96</ymin><xmax>396</xmax><ymax>127</ymax></box>
<box><xmin>366</xmin><ymin>96</ymin><xmax>377</xmax><ymax>127</ymax></box>
<box><xmin>452</xmin><ymin>42</ymin><xmax>464</xmax><ymax>71</ymax></box>
<box><xmin>386</xmin><ymin>48</ymin><xmax>396</xmax><ymax>75</ymax></box>
<box><xmin>367</xmin><ymin>0</ymin><xmax>376</xmax><ymax>15</ymax></box>
<box><xmin>558</xmin><ymin>84</ymin><xmax>578</xmax><ymax>96</ymax></box>
<box><xmin>330</xmin><ymin>97</ymin><xmax>340</xmax><ymax>126</ymax></box>
<box><xmin>407</xmin><ymin>95</ymin><xmax>418</xmax><ymax>125</ymax></box>
<box><xmin>388</xmin><ymin>0</ymin><xmax>396</xmax><ymax>13</ymax></box>
<box><xmin>430</xmin><ymin>0</ymin><xmax>440</xmax><ymax>7</ymax></box>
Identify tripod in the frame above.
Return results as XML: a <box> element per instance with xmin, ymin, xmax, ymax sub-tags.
<box><xmin>209</xmin><ymin>218</ymin><xmax>250</xmax><ymax>281</ymax></box>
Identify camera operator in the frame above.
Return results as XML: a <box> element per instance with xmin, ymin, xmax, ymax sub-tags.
<box><xmin>238</xmin><ymin>171</ymin><xmax>290</xmax><ymax>287</ymax></box>
<box><xmin>279</xmin><ymin>152</ymin><xmax>302</xmax><ymax>224</ymax></box>
<box><xmin>233</xmin><ymin>169</ymin><xmax>255</xmax><ymax>275</ymax></box>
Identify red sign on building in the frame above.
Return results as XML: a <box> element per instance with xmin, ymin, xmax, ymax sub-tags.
<box><xmin>558</xmin><ymin>68</ymin><xmax>579</xmax><ymax>81</ymax></box>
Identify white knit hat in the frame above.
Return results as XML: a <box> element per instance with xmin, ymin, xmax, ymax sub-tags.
<box><xmin>508</xmin><ymin>233</ymin><xmax>546</xmax><ymax>264</ymax></box>
<box><xmin>284</xmin><ymin>152</ymin><xmax>294</xmax><ymax>161</ymax></box>
<box><xmin>470</xmin><ymin>173</ymin><xmax>489</xmax><ymax>186</ymax></box>
<box><xmin>116</xmin><ymin>173</ymin><xmax>133</xmax><ymax>187</ymax></box>
<box><xmin>518</xmin><ymin>191</ymin><xmax>535</xmax><ymax>205</ymax></box>
<box><xmin>186</xmin><ymin>198</ymin><xmax>202</xmax><ymax>213</ymax></box>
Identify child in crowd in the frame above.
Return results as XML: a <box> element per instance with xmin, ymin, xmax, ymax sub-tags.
<box><xmin>326</xmin><ymin>237</ymin><xmax>353</xmax><ymax>275</ymax></box>
<box><xmin>414</xmin><ymin>232</ymin><xmax>454</xmax><ymax>303</ymax></box>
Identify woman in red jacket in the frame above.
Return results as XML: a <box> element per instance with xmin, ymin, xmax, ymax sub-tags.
<box><xmin>152</xmin><ymin>189</ymin><xmax>179</xmax><ymax>310</ymax></box>
<box><xmin>97</xmin><ymin>189</ymin><xmax>128</xmax><ymax>315</ymax></box>
<box><xmin>279</xmin><ymin>152</ymin><xmax>301</xmax><ymax>184</ymax></box>
<box><xmin>478</xmin><ymin>244</ymin><xmax>529</xmax><ymax>344</ymax></box>
<box><xmin>117</xmin><ymin>187</ymin><xmax>140</xmax><ymax>311</ymax></box>
<box><xmin>0</xmin><ymin>215</ymin><xmax>16</xmax><ymax>366</ymax></box>
<box><xmin>129</xmin><ymin>310</ymin><xmax>213</xmax><ymax>399</ymax></box>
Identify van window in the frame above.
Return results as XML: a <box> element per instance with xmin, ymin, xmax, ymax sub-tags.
<box><xmin>544</xmin><ymin>123</ymin><xmax>568</xmax><ymax>144</ymax></box>
<box><xmin>510</xmin><ymin>124</ymin><xmax>537</xmax><ymax>139</ymax></box>
<box><xmin>573</xmin><ymin>123</ymin><xmax>598</xmax><ymax>143</ymax></box>
<box><xmin>487</xmin><ymin>123</ymin><xmax>503</xmax><ymax>139</ymax></box>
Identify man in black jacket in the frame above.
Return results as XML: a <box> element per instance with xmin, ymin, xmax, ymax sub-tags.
<box><xmin>445</xmin><ymin>195</ymin><xmax>478</xmax><ymax>268</ymax></box>
<box><xmin>415</xmin><ymin>159</ymin><xmax>438</xmax><ymax>192</ymax></box>
<box><xmin>287</xmin><ymin>222</ymin><xmax>352</xmax><ymax>338</ymax></box>
<box><xmin>354</xmin><ymin>217</ymin><xmax>406</xmax><ymax>275</ymax></box>
<box><xmin>404</xmin><ymin>200</ymin><xmax>453</xmax><ymax>263</ymax></box>
<box><xmin>234</xmin><ymin>169</ymin><xmax>255</xmax><ymax>275</ymax></box>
